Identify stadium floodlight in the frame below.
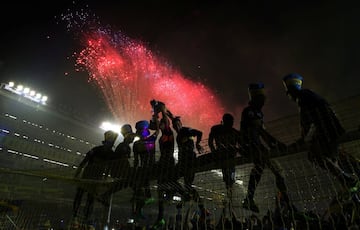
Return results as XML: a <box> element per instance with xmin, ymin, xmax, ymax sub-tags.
<box><xmin>41</xmin><ymin>96</ymin><xmax>48</xmax><ymax>103</ymax></box>
<box><xmin>16</xmin><ymin>85</ymin><xmax>24</xmax><ymax>92</ymax></box>
<box><xmin>23</xmin><ymin>87</ymin><xmax>30</xmax><ymax>94</ymax></box>
<box><xmin>2</xmin><ymin>81</ymin><xmax>48</xmax><ymax>105</ymax></box>
<box><xmin>35</xmin><ymin>93</ymin><xmax>42</xmax><ymax>99</ymax></box>
<box><xmin>100</xmin><ymin>121</ymin><xmax>121</xmax><ymax>134</ymax></box>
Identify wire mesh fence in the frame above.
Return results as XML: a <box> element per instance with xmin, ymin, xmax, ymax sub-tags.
<box><xmin>0</xmin><ymin>94</ymin><xmax>359</xmax><ymax>229</ymax></box>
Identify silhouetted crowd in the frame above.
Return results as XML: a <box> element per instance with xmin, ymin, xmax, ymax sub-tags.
<box><xmin>70</xmin><ymin>73</ymin><xmax>360</xmax><ymax>230</ymax></box>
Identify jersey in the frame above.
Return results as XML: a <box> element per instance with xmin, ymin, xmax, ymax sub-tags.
<box><xmin>298</xmin><ymin>89</ymin><xmax>345</xmax><ymax>144</ymax></box>
<box><xmin>240</xmin><ymin>104</ymin><xmax>264</xmax><ymax>146</ymax></box>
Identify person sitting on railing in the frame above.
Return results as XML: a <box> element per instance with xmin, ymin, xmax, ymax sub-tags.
<box><xmin>132</xmin><ymin>120</ymin><xmax>157</xmax><ymax>219</ymax></box>
<box><xmin>282</xmin><ymin>73</ymin><xmax>360</xmax><ymax>192</ymax></box>
<box><xmin>172</xmin><ymin>116</ymin><xmax>203</xmax><ymax>201</ymax></box>
<box><xmin>98</xmin><ymin>124</ymin><xmax>137</xmax><ymax>205</ymax></box>
<box><xmin>72</xmin><ymin>130</ymin><xmax>118</xmax><ymax>226</ymax></box>
<box><xmin>208</xmin><ymin>113</ymin><xmax>241</xmax><ymax>205</ymax></box>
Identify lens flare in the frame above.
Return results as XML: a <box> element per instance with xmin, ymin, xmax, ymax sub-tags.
<box><xmin>61</xmin><ymin>6</ymin><xmax>225</xmax><ymax>134</ymax></box>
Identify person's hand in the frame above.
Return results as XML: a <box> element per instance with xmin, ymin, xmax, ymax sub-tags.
<box><xmin>304</xmin><ymin>124</ymin><xmax>316</xmax><ymax>143</ymax></box>
<box><xmin>196</xmin><ymin>143</ymin><xmax>203</xmax><ymax>153</ymax></box>
<box><xmin>270</xmin><ymin>141</ymin><xmax>287</xmax><ymax>155</ymax></box>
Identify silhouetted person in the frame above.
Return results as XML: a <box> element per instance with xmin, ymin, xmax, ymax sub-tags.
<box><xmin>283</xmin><ymin>73</ymin><xmax>360</xmax><ymax>191</ymax></box>
<box><xmin>132</xmin><ymin>120</ymin><xmax>157</xmax><ymax>218</ymax></box>
<box><xmin>240</xmin><ymin>83</ymin><xmax>291</xmax><ymax>213</ymax></box>
<box><xmin>172</xmin><ymin>116</ymin><xmax>203</xmax><ymax>201</ymax></box>
<box><xmin>154</xmin><ymin>104</ymin><xmax>186</xmax><ymax>228</ymax></box>
<box><xmin>100</xmin><ymin>124</ymin><xmax>136</xmax><ymax>203</ymax></box>
<box><xmin>72</xmin><ymin>130</ymin><xmax>118</xmax><ymax>225</ymax></box>
<box><xmin>208</xmin><ymin>113</ymin><xmax>241</xmax><ymax>204</ymax></box>
<box><xmin>150</xmin><ymin>99</ymin><xmax>174</xmax><ymax>135</ymax></box>
<box><xmin>113</xmin><ymin>124</ymin><xmax>136</xmax><ymax>186</ymax></box>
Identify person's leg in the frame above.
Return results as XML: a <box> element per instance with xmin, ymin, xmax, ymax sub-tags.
<box><xmin>84</xmin><ymin>192</ymin><xmax>95</xmax><ymax>224</ymax></box>
<box><xmin>157</xmin><ymin>188</ymin><xmax>165</xmax><ymax>221</ymax></box>
<box><xmin>73</xmin><ymin>187</ymin><xmax>84</xmax><ymax>219</ymax></box>
<box><xmin>134</xmin><ymin>188</ymin><xmax>146</xmax><ymax>219</ymax></box>
<box><xmin>242</xmin><ymin>163</ymin><xmax>264</xmax><ymax>213</ymax></box>
<box><xmin>322</xmin><ymin>157</ymin><xmax>357</xmax><ymax>190</ymax></box>
<box><xmin>153</xmin><ymin>185</ymin><xmax>167</xmax><ymax>228</ymax></box>
<box><xmin>222</xmin><ymin>167</ymin><xmax>235</xmax><ymax>200</ymax></box>
<box><xmin>267</xmin><ymin>159</ymin><xmax>291</xmax><ymax>206</ymax></box>
<box><xmin>246</xmin><ymin>163</ymin><xmax>264</xmax><ymax>201</ymax></box>
<box><xmin>338</xmin><ymin>152</ymin><xmax>360</xmax><ymax>182</ymax></box>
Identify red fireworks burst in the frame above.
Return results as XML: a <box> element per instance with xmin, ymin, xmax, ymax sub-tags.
<box><xmin>74</xmin><ymin>28</ymin><xmax>224</xmax><ymax>135</ymax></box>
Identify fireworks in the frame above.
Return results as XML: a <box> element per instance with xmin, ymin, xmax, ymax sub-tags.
<box><xmin>61</xmin><ymin>5</ymin><xmax>224</xmax><ymax>134</ymax></box>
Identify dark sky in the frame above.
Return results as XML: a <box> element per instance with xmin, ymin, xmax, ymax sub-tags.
<box><xmin>0</xmin><ymin>0</ymin><xmax>359</xmax><ymax>125</ymax></box>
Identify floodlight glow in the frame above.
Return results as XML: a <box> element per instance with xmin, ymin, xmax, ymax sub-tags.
<box><xmin>35</xmin><ymin>93</ymin><xmax>42</xmax><ymax>99</ymax></box>
<box><xmin>16</xmin><ymin>85</ymin><xmax>24</xmax><ymax>91</ymax></box>
<box><xmin>2</xmin><ymin>81</ymin><xmax>48</xmax><ymax>105</ymax></box>
<box><xmin>23</xmin><ymin>87</ymin><xmax>30</xmax><ymax>94</ymax></box>
<box><xmin>100</xmin><ymin>121</ymin><xmax>121</xmax><ymax>134</ymax></box>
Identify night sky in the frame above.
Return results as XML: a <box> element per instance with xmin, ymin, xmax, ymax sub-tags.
<box><xmin>0</xmin><ymin>0</ymin><xmax>359</xmax><ymax>129</ymax></box>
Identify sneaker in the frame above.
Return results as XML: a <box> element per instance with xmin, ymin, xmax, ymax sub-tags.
<box><xmin>144</xmin><ymin>197</ymin><xmax>155</xmax><ymax>205</ymax></box>
<box><xmin>349</xmin><ymin>180</ymin><xmax>360</xmax><ymax>193</ymax></box>
<box><xmin>242</xmin><ymin>198</ymin><xmax>259</xmax><ymax>213</ymax></box>
<box><xmin>152</xmin><ymin>218</ymin><xmax>166</xmax><ymax>230</ymax></box>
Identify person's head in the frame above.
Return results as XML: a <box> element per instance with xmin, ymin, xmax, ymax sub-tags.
<box><xmin>135</xmin><ymin>120</ymin><xmax>150</xmax><ymax>137</ymax></box>
<box><xmin>121</xmin><ymin>124</ymin><xmax>135</xmax><ymax>141</ymax></box>
<box><xmin>282</xmin><ymin>73</ymin><xmax>303</xmax><ymax>101</ymax></box>
<box><xmin>150</xmin><ymin>99</ymin><xmax>165</xmax><ymax>114</ymax></box>
<box><xmin>103</xmin><ymin>130</ymin><xmax>118</xmax><ymax>145</ymax></box>
<box><xmin>221</xmin><ymin>113</ymin><xmax>234</xmax><ymax>128</ymax></box>
<box><xmin>121</xmin><ymin>124</ymin><xmax>133</xmax><ymax>137</ymax></box>
<box><xmin>248</xmin><ymin>82</ymin><xmax>266</xmax><ymax>108</ymax></box>
<box><xmin>172</xmin><ymin>116</ymin><xmax>182</xmax><ymax>132</ymax></box>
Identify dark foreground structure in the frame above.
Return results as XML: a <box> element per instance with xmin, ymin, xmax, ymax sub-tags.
<box><xmin>0</xmin><ymin>85</ymin><xmax>360</xmax><ymax>230</ymax></box>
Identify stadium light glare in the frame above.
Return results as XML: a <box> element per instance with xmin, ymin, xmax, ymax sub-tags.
<box><xmin>16</xmin><ymin>85</ymin><xmax>24</xmax><ymax>92</ymax></box>
<box><xmin>2</xmin><ymin>81</ymin><xmax>48</xmax><ymax>105</ymax></box>
<box><xmin>35</xmin><ymin>93</ymin><xmax>42</xmax><ymax>99</ymax></box>
<box><xmin>100</xmin><ymin>121</ymin><xmax>121</xmax><ymax>134</ymax></box>
<box><xmin>23</xmin><ymin>87</ymin><xmax>30</xmax><ymax>94</ymax></box>
<box><xmin>41</xmin><ymin>96</ymin><xmax>48</xmax><ymax>102</ymax></box>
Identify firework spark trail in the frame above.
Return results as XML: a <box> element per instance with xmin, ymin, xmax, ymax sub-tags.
<box><xmin>62</xmin><ymin>7</ymin><xmax>225</xmax><ymax>134</ymax></box>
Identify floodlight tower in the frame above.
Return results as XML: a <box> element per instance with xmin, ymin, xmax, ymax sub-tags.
<box><xmin>1</xmin><ymin>81</ymin><xmax>48</xmax><ymax>105</ymax></box>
